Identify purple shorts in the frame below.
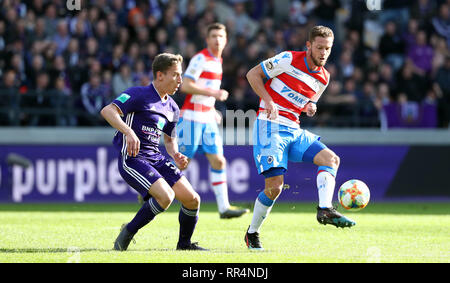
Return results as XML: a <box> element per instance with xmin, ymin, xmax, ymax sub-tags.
<box><xmin>118</xmin><ymin>154</ymin><xmax>184</xmax><ymax>197</ymax></box>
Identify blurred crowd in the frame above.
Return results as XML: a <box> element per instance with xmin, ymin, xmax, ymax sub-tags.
<box><xmin>0</xmin><ymin>0</ymin><xmax>449</xmax><ymax>128</ymax></box>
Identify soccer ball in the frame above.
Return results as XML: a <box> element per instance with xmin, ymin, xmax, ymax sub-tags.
<box><xmin>338</xmin><ymin>179</ymin><xmax>370</xmax><ymax>211</ymax></box>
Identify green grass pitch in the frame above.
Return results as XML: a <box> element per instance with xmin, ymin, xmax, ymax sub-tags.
<box><xmin>0</xmin><ymin>202</ymin><xmax>448</xmax><ymax>263</ymax></box>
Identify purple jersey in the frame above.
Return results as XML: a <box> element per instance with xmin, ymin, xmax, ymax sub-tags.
<box><xmin>112</xmin><ymin>83</ymin><xmax>180</xmax><ymax>159</ymax></box>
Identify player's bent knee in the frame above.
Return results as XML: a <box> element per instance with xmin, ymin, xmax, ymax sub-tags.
<box><xmin>192</xmin><ymin>193</ymin><xmax>201</xmax><ymax>209</ymax></box>
<box><xmin>315</xmin><ymin>149</ymin><xmax>340</xmax><ymax>169</ymax></box>
<box><xmin>181</xmin><ymin>192</ymin><xmax>200</xmax><ymax>210</ymax></box>
<box><xmin>327</xmin><ymin>153</ymin><xmax>340</xmax><ymax>169</ymax></box>
<box><xmin>333</xmin><ymin>154</ymin><xmax>340</xmax><ymax>168</ymax></box>
<box><xmin>209</xmin><ymin>154</ymin><xmax>226</xmax><ymax>170</ymax></box>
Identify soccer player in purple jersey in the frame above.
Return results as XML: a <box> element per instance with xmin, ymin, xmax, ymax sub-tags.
<box><xmin>101</xmin><ymin>53</ymin><xmax>208</xmax><ymax>251</ymax></box>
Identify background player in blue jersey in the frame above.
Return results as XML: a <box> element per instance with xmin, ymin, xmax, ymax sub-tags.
<box><xmin>101</xmin><ymin>53</ymin><xmax>208</xmax><ymax>251</ymax></box>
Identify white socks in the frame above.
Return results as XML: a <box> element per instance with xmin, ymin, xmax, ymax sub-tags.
<box><xmin>317</xmin><ymin>166</ymin><xmax>337</xmax><ymax>208</ymax></box>
<box><xmin>248</xmin><ymin>191</ymin><xmax>274</xmax><ymax>234</ymax></box>
<box><xmin>210</xmin><ymin>169</ymin><xmax>230</xmax><ymax>213</ymax></box>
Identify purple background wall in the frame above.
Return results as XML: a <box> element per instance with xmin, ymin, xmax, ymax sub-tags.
<box><xmin>0</xmin><ymin>144</ymin><xmax>415</xmax><ymax>203</ymax></box>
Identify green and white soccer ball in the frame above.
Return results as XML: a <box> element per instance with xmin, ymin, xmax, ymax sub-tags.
<box><xmin>338</xmin><ymin>179</ymin><xmax>370</xmax><ymax>211</ymax></box>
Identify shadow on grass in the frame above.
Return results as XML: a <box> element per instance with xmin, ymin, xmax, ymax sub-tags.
<box><xmin>0</xmin><ymin>248</ymin><xmax>112</xmax><ymax>254</ymax></box>
<box><xmin>0</xmin><ymin>202</ymin><xmax>448</xmax><ymax>215</ymax></box>
<box><xmin>0</xmin><ymin>247</ymin><xmax>259</xmax><ymax>256</ymax></box>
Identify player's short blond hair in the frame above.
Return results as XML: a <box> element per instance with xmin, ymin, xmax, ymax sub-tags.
<box><xmin>152</xmin><ymin>53</ymin><xmax>183</xmax><ymax>77</ymax></box>
<box><xmin>308</xmin><ymin>26</ymin><xmax>334</xmax><ymax>42</ymax></box>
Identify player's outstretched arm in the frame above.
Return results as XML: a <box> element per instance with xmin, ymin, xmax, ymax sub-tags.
<box><xmin>180</xmin><ymin>77</ymin><xmax>228</xmax><ymax>101</ymax></box>
<box><xmin>100</xmin><ymin>103</ymin><xmax>140</xmax><ymax>157</ymax></box>
<box><xmin>246</xmin><ymin>65</ymin><xmax>278</xmax><ymax>120</ymax></box>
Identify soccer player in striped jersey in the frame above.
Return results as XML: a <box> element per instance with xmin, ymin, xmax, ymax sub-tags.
<box><xmin>101</xmin><ymin>53</ymin><xmax>208</xmax><ymax>251</ymax></box>
<box><xmin>177</xmin><ymin>23</ymin><xmax>249</xmax><ymax>219</ymax></box>
<box><xmin>244</xmin><ymin>26</ymin><xmax>355</xmax><ymax>250</ymax></box>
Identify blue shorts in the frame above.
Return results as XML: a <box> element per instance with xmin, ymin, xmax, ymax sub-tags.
<box><xmin>252</xmin><ymin>119</ymin><xmax>327</xmax><ymax>177</ymax></box>
<box><xmin>118</xmin><ymin>154</ymin><xmax>183</xmax><ymax>197</ymax></box>
<box><xmin>177</xmin><ymin>117</ymin><xmax>223</xmax><ymax>158</ymax></box>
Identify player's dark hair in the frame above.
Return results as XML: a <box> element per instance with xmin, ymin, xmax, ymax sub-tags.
<box><xmin>152</xmin><ymin>53</ymin><xmax>183</xmax><ymax>78</ymax></box>
<box><xmin>308</xmin><ymin>26</ymin><xmax>334</xmax><ymax>42</ymax></box>
<box><xmin>207</xmin><ymin>22</ymin><xmax>226</xmax><ymax>36</ymax></box>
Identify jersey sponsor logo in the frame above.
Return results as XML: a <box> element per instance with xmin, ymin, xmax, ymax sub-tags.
<box><xmin>142</xmin><ymin>125</ymin><xmax>159</xmax><ymax>135</ymax></box>
<box><xmin>277</xmin><ymin>84</ymin><xmax>309</xmax><ymax>108</ymax></box>
<box><xmin>141</xmin><ymin>125</ymin><xmax>161</xmax><ymax>143</ymax></box>
<box><xmin>287</xmin><ymin>67</ymin><xmax>321</xmax><ymax>93</ymax></box>
<box><xmin>157</xmin><ymin>117</ymin><xmax>166</xmax><ymax>130</ymax></box>
<box><xmin>116</xmin><ymin>93</ymin><xmax>130</xmax><ymax>103</ymax></box>
<box><xmin>287</xmin><ymin>92</ymin><xmax>309</xmax><ymax>107</ymax></box>
<box><xmin>264</xmin><ymin>61</ymin><xmax>274</xmax><ymax>71</ymax></box>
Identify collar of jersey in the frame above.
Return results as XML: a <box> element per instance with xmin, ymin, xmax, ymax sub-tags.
<box><xmin>151</xmin><ymin>83</ymin><xmax>169</xmax><ymax>104</ymax></box>
<box><xmin>206</xmin><ymin>48</ymin><xmax>221</xmax><ymax>61</ymax></box>
<box><xmin>304</xmin><ymin>57</ymin><xmax>320</xmax><ymax>74</ymax></box>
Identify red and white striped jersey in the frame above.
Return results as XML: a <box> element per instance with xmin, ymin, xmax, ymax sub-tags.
<box><xmin>259</xmin><ymin>51</ymin><xmax>330</xmax><ymax>128</ymax></box>
<box><xmin>180</xmin><ymin>48</ymin><xmax>223</xmax><ymax>122</ymax></box>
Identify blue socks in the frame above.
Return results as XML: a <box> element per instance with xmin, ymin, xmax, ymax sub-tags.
<box><xmin>126</xmin><ymin>197</ymin><xmax>199</xmax><ymax>247</ymax></box>
<box><xmin>126</xmin><ymin>198</ymin><xmax>165</xmax><ymax>234</ymax></box>
<box><xmin>178</xmin><ymin>206</ymin><xmax>199</xmax><ymax>247</ymax></box>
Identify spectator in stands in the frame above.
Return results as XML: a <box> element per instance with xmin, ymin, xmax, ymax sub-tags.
<box><xmin>434</xmin><ymin>56</ymin><xmax>450</xmax><ymax>127</ymax></box>
<box><xmin>112</xmin><ymin>63</ymin><xmax>133</xmax><ymax>97</ymax></box>
<box><xmin>321</xmin><ymin>80</ymin><xmax>357</xmax><ymax>126</ymax></box>
<box><xmin>94</xmin><ymin>19</ymin><xmax>113</xmax><ymax>58</ymax></box>
<box><xmin>396</xmin><ymin>60</ymin><xmax>428</xmax><ymax>103</ymax></box>
<box><xmin>432</xmin><ymin>3</ymin><xmax>450</xmax><ymax>48</ymax></box>
<box><xmin>159</xmin><ymin>2</ymin><xmax>181</xmax><ymax>40</ymax></box>
<box><xmin>182</xmin><ymin>0</ymin><xmax>200</xmax><ymax>40</ymax></box>
<box><xmin>403</xmin><ymin>18</ymin><xmax>419</xmax><ymax>53</ymax></box>
<box><xmin>80</xmin><ymin>72</ymin><xmax>108</xmax><ymax>126</ymax></box>
<box><xmin>26</xmin><ymin>72</ymin><xmax>53</xmax><ymax>126</ymax></box>
<box><xmin>375</xmin><ymin>82</ymin><xmax>392</xmax><ymax>111</ymax></box>
<box><xmin>0</xmin><ymin>0</ymin><xmax>445</xmax><ymax>129</ymax></box>
<box><xmin>289</xmin><ymin>0</ymin><xmax>316</xmax><ymax>26</ymax></box>
<box><xmin>431</xmin><ymin>36</ymin><xmax>449</xmax><ymax>77</ymax></box>
<box><xmin>230</xmin><ymin>2</ymin><xmax>255</xmax><ymax>39</ymax></box>
<box><xmin>55</xmin><ymin>75</ymin><xmax>76</xmax><ymax>126</ymax></box>
<box><xmin>132</xmin><ymin>59</ymin><xmax>151</xmax><ymax>86</ymax></box>
<box><xmin>407</xmin><ymin>30</ymin><xmax>434</xmax><ymax>75</ymax></box>
<box><xmin>379</xmin><ymin>21</ymin><xmax>405</xmax><ymax>71</ymax></box>
<box><xmin>63</xmin><ymin>38</ymin><xmax>80</xmax><ymax>68</ymax></box>
<box><xmin>358</xmin><ymin>82</ymin><xmax>379</xmax><ymax>127</ymax></box>
<box><xmin>26</xmin><ymin>54</ymin><xmax>45</xmax><ymax>89</ymax></box>
<box><xmin>379</xmin><ymin>63</ymin><xmax>396</xmax><ymax>91</ymax></box>
<box><xmin>53</xmin><ymin>20</ymin><xmax>70</xmax><ymax>56</ymax></box>
<box><xmin>128</xmin><ymin>0</ymin><xmax>148</xmax><ymax>29</ymax></box>
<box><xmin>84</xmin><ymin>37</ymin><xmax>99</xmax><ymax>61</ymax></box>
<box><xmin>0</xmin><ymin>70</ymin><xmax>19</xmax><ymax>125</ymax></box>
<box><xmin>338</xmin><ymin>50</ymin><xmax>354</xmax><ymax>79</ymax></box>
<box><xmin>43</xmin><ymin>4</ymin><xmax>58</xmax><ymax>36</ymax></box>
<box><xmin>410</xmin><ymin>0</ymin><xmax>436</xmax><ymax>28</ymax></box>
